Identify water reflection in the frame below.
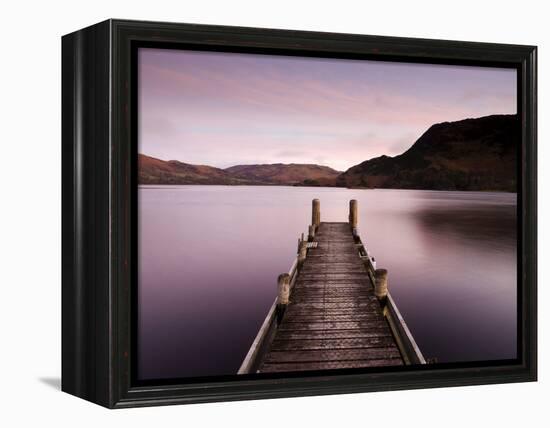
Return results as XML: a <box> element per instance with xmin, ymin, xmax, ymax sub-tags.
<box><xmin>138</xmin><ymin>186</ymin><xmax>517</xmax><ymax>379</ymax></box>
<box><xmin>414</xmin><ymin>204</ymin><xmax>516</xmax><ymax>247</ymax></box>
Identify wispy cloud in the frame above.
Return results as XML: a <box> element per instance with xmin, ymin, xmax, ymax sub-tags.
<box><xmin>138</xmin><ymin>48</ymin><xmax>516</xmax><ymax>171</ymax></box>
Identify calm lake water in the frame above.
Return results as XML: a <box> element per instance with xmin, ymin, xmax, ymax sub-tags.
<box><xmin>138</xmin><ymin>185</ymin><xmax>517</xmax><ymax>380</ymax></box>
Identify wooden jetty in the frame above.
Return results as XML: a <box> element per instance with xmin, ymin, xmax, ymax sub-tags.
<box><xmin>238</xmin><ymin>199</ymin><xmax>425</xmax><ymax>374</ymax></box>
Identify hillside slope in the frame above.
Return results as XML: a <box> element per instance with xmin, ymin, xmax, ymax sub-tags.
<box><xmin>138</xmin><ymin>154</ymin><xmax>257</xmax><ymax>185</ymax></box>
<box><xmin>226</xmin><ymin>163</ymin><xmax>340</xmax><ymax>186</ymax></box>
<box><xmin>138</xmin><ymin>155</ymin><xmax>339</xmax><ymax>186</ymax></box>
<box><xmin>337</xmin><ymin>114</ymin><xmax>519</xmax><ymax>192</ymax></box>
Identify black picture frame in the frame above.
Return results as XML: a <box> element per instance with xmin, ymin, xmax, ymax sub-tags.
<box><xmin>61</xmin><ymin>19</ymin><xmax>537</xmax><ymax>408</ymax></box>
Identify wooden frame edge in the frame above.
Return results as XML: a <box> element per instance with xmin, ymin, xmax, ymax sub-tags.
<box><xmin>62</xmin><ymin>19</ymin><xmax>537</xmax><ymax>408</ymax></box>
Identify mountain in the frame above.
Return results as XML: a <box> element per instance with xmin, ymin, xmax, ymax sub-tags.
<box><xmin>138</xmin><ymin>155</ymin><xmax>340</xmax><ymax>186</ymax></box>
<box><xmin>337</xmin><ymin>114</ymin><xmax>519</xmax><ymax>192</ymax></box>
<box><xmin>226</xmin><ymin>163</ymin><xmax>340</xmax><ymax>186</ymax></box>
<box><xmin>138</xmin><ymin>154</ymin><xmax>257</xmax><ymax>185</ymax></box>
<box><xmin>140</xmin><ymin>114</ymin><xmax>518</xmax><ymax>190</ymax></box>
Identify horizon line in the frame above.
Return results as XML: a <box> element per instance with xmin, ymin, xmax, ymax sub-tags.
<box><xmin>139</xmin><ymin>112</ymin><xmax>517</xmax><ymax>171</ymax></box>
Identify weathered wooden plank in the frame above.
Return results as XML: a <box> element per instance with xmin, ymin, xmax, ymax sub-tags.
<box><xmin>274</xmin><ymin>329</ymin><xmax>394</xmax><ymax>341</ymax></box>
<box><xmin>291</xmin><ymin>289</ymin><xmax>373</xmax><ymax>295</ymax></box>
<box><xmin>302</xmin><ymin>259</ymin><xmax>363</xmax><ymax>264</ymax></box>
<box><xmin>310</xmin><ymin>247</ymin><xmax>357</xmax><ymax>250</ymax></box>
<box><xmin>292</xmin><ymin>288</ymin><xmax>373</xmax><ymax>295</ymax></box>
<box><xmin>295</xmin><ymin>282</ymin><xmax>371</xmax><ymax>288</ymax></box>
<box><xmin>286</xmin><ymin>303</ymin><xmax>380</xmax><ymax>313</ymax></box>
<box><xmin>300</xmin><ymin>267</ymin><xmax>366</xmax><ymax>272</ymax></box>
<box><xmin>284</xmin><ymin>309</ymin><xmax>380</xmax><ymax>317</ymax></box>
<box><xmin>292</xmin><ymin>293</ymin><xmax>374</xmax><ymax>299</ymax></box>
<box><xmin>291</xmin><ymin>300</ymin><xmax>382</xmax><ymax>306</ymax></box>
<box><xmin>293</xmin><ymin>290</ymin><xmax>373</xmax><ymax>296</ymax></box>
<box><xmin>303</xmin><ymin>260</ymin><xmax>364</xmax><ymax>265</ymax></box>
<box><xmin>290</xmin><ymin>297</ymin><xmax>376</xmax><ymax>304</ymax></box>
<box><xmin>294</xmin><ymin>288</ymin><xmax>373</xmax><ymax>293</ymax></box>
<box><xmin>301</xmin><ymin>264</ymin><xmax>366</xmax><ymax>269</ymax></box>
<box><xmin>278</xmin><ymin>321</ymin><xmax>392</xmax><ymax>331</ymax></box>
<box><xmin>282</xmin><ymin>315</ymin><xmax>383</xmax><ymax>323</ymax></box>
<box><xmin>291</xmin><ymin>294</ymin><xmax>374</xmax><ymax>299</ymax></box>
<box><xmin>282</xmin><ymin>314</ymin><xmax>384</xmax><ymax>323</ymax></box>
<box><xmin>271</xmin><ymin>336</ymin><xmax>397</xmax><ymax>351</ymax></box>
<box><xmin>312</xmin><ymin>243</ymin><xmax>357</xmax><ymax>247</ymax></box>
<box><xmin>313</xmin><ymin>243</ymin><xmax>356</xmax><ymax>247</ymax></box>
<box><xmin>285</xmin><ymin>305</ymin><xmax>377</xmax><ymax>317</ymax></box>
<box><xmin>295</xmin><ymin>280</ymin><xmax>372</xmax><ymax>286</ymax></box>
<box><xmin>299</xmin><ymin>269</ymin><xmax>366</xmax><ymax>273</ymax></box>
<box><xmin>290</xmin><ymin>291</ymin><xmax>373</xmax><ymax>297</ymax></box>
<box><xmin>308</xmin><ymin>251</ymin><xmax>359</xmax><ymax>255</ymax></box>
<box><xmin>285</xmin><ymin>310</ymin><xmax>380</xmax><ymax>317</ymax></box>
<box><xmin>291</xmin><ymin>298</ymin><xmax>375</xmax><ymax>304</ymax></box>
<box><xmin>292</xmin><ymin>287</ymin><xmax>373</xmax><ymax>293</ymax></box>
<box><xmin>264</xmin><ymin>348</ymin><xmax>402</xmax><ymax>363</ymax></box>
<box><xmin>300</xmin><ymin>270</ymin><xmax>367</xmax><ymax>276</ymax></box>
<box><xmin>258</xmin><ymin>359</ymin><xmax>403</xmax><ymax>373</ymax></box>
<box><xmin>257</xmin><ymin>221</ymin><xmax>404</xmax><ymax>373</ymax></box>
<box><xmin>292</xmin><ymin>290</ymin><xmax>371</xmax><ymax>297</ymax></box>
<box><xmin>298</xmin><ymin>274</ymin><xmax>369</xmax><ymax>281</ymax></box>
<box><xmin>306</xmin><ymin>254</ymin><xmax>364</xmax><ymax>260</ymax></box>
<box><xmin>309</xmin><ymin>243</ymin><xmax>353</xmax><ymax>246</ymax></box>
<box><xmin>288</xmin><ymin>302</ymin><xmax>376</xmax><ymax>308</ymax></box>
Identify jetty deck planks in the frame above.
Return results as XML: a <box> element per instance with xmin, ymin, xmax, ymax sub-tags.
<box><xmin>258</xmin><ymin>222</ymin><xmax>403</xmax><ymax>373</ymax></box>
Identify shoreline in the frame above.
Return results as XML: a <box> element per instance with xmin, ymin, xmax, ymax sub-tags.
<box><xmin>137</xmin><ymin>184</ymin><xmax>518</xmax><ymax>194</ymax></box>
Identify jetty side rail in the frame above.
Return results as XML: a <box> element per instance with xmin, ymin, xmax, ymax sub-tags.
<box><xmin>237</xmin><ymin>297</ymin><xmax>278</xmax><ymax>374</ymax></box>
<box><xmin>356</xmin><ymin>236</ymin><xmax>426</xmax><ymax>365</ymax></box>
<box><xmin>237</xmin><ymin>252</ymin><xmax>301</xmax><ymax>374</ymax></box>
<box><xmin>287</xmin><ymin>257</ymin><xmax>299</xmax><ymax>291</ymax></box>
<box><xmin>384</xmin><ymin>293</ymin><xmax>426</xmax><ymax>365</ymax></box>
<box><xmin>239</xmin><ymin>199</ymin><xmax>426</xmax><ymax>374</ymax></box>
<box><xmin>356</xmin><ymin>239</ymin><xmax>377</xmax><ymax>286</ymax></box>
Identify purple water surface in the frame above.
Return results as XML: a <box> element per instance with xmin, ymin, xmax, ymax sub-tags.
<box><xmin>138</xmin><ymin>186</ymin><xmax>517</xmax><ymax>380</ymax></box>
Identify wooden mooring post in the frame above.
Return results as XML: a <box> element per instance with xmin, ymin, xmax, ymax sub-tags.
<box><xmin>349</xmin><ymin>199</ymin><xmax>358</xmax><ymax>236</ymax></box>
<box><xmin>308</xmin><ymin>224</ymin><xmax>315</xmax><ymax>241</ymax></box>
<box><xmin>312</xmin><ymin>198</ymin><xmax>320</xmax><ymax>230</ymax></box>
<box><xmin>375</xmin><ymin>268</ymin><xmax>388</xmax><ymax>304</ymax></box>
<box><xmin>298</xmin><ymin>236</ymin><xmax>308</xmax><ymax>267</ymax></box>
<box><xmin>237</xmin><ymin>198</ymin><xmax>426</xmax><ymax>374</ymax></box>
<box><xmin>277</xmin><ymin>273</ymin><xmax>290</xmax><ymax>305</ymax></box>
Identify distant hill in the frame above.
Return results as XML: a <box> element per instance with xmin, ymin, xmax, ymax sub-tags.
<box><xmin>138</xmin><ymin>154</ymin><xmax>257</xmax><ymax>185</ymax></box>
<box><xmin>226</xmin><ymin>163</ymin><xmax>340</xmax><ymax>186</ymax></box>
<box><xmin>138</xmin><ymin>155</ymin><xmax>340</xmax><ymax>186</ymax></box>
<box><xmin>337</xmin><ymin>114</ymin><xmax>518</xmax><ymax>192</ymax></box>
<box><xmin>140</xmin><ymin>114</ymin><xmax>518</xmax><ymax>191</ymax></box>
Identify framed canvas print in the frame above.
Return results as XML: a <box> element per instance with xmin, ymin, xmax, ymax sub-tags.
<box><xmin>61</xmin><ymin>19</ymin><xmax>537</xmax><ymax>408</ymax></box>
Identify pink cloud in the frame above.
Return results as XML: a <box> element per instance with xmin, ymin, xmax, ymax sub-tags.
<box><xmin>138</xmin><ymin>48</ymin><xmax>517</xmax><ymax>170</ymax></box>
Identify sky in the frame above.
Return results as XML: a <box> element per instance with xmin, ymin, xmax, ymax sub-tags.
<box><xmin>138</xmin><ymin>48</ymin><xmax>517</xmax><ymax>172</ymax></box>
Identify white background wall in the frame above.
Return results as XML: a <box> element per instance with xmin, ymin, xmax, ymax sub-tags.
<box><xmin>0</xmin><ymin>0</ymin><xmax>547</xmax><ymax>425</ymax></box>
